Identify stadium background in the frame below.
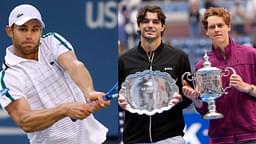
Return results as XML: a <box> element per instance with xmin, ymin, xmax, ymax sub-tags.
<box><xmin>118</xmin><ymin>0</ymin><xmax>255</xmax><ymax>144</ymax></box>
<box><xmin>0</xmin><ymin>0</ymin><xmax>255</xmax><ymax>143</ymax></box>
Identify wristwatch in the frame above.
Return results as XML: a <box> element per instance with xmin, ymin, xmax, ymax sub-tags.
<box><xmin>248</xmin><ymin>85</ymin><xmax>254</xmax><ymax>96</ymax></box>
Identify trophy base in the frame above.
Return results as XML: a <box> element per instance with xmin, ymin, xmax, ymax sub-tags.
<box><xmin>203</xmin><ymin>112</ymin><xmax>223</xmax><ymax>120</ymax></box>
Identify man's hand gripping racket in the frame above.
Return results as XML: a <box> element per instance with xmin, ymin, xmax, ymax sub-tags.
<box><xmin>71</xmin><ymin>83</ymin><xmax>118</xmax><ymax>122</ymax></box>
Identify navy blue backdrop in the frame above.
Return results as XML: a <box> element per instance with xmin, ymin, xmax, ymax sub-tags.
<box><xmin>0</xmin><ymin>0</ymin><xmax>118</xmax><ymax>143</ymax></box>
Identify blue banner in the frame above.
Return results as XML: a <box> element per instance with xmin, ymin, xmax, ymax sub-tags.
<box><xmin>184</xmin><ymin>112</ymin><xmax>209</xmax><ymax>144</ymax></box>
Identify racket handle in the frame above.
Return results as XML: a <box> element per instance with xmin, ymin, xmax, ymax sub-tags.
<box><xmin>102</xmin><ymin>94</ymin><xmax>111</xmax><ymax>100</ymax></box>
<box><xmin>71</xmin><ymin>83</ymin><xmax>117</xmax><ymax>122</ymax></box>
<box><xmin>71</xmin><ymin>95</ymin><xmax>109</xmax><ymax>122</ymax></box>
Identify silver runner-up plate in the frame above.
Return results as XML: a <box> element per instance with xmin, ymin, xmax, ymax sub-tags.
<box><xmin>119</xmin><ymin>70</ymin><xmax>179</xmax><ymax>115</ymax></box>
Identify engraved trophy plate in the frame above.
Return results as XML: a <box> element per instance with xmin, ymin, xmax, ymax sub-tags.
<box><xmin>119</xmin><ymin>70</ymin><xmax>179</xmax><ymax>115</ymax></box>
<box><xmin>182</xmin><ymin>50</ymin><xmax>236</xmax><ymax>119</ymax></box>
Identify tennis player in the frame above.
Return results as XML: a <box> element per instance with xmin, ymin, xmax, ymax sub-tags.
<box><xmin>0</xmin><ymin>4</ymin><xmax>110</xmax><ymax>144</ymax></box>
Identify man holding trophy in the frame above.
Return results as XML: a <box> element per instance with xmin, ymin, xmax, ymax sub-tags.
<box><xmin>183</xmin><ymin>7</ymin><xmax>256</xmax><ymax>144</ymax></box>
<box><xmin>118</xmin><ymin>5</ymin><xmax>192</xmax><ymax>144</ymax></box>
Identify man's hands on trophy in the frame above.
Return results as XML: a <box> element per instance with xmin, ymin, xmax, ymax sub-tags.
<box><xmin>118</xmin><ymin>92</ymin><xmax>183</xmax><ymax>110</ymax></box>
<box><xmin>118</xmin><ymin>93</ymin><xmax>130</xmax><ymax>110</ymax></box>
<box><xmin>230</xmin><ymin>74</ymin><xmax>251</xmax><ymax>94</ymax></box>
<box><xmin>182</xmin><ymin>80</ymin><xmax>200</xmax><ymax>100</ymax></box>
<box><xmin>169</xmin><ymin>93</ymin><xmax>183</xmax><ymax>106</ymax></box>
<box><xmin>182</xmin><ymin>80</ymin><xmax>202</xmax><ymax>108</ymax></box>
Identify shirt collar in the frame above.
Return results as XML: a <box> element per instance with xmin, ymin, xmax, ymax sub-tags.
<box><xmin>5</xmin><ymin>45</ymin><xmax>30</xmax><ymax>66</ymax></box>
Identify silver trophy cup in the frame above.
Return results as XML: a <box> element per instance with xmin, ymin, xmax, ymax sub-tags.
<box><xmin>119</xmin><ymin>70</ymin><xmax>179</xmax><ymax>115</ymax></box>
<box><xmin>182</xmin><ymin>51</ymin><xmax>236</xmax><ymax>119</ymax></box>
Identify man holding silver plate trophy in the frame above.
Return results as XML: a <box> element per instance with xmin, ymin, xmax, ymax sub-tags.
<box><xmin>182</xmin><ymin>7</ymin><xmax>256</xmax><ymax>144</ymax></box>
<box><xmin>118</xmin><ymin>5</ymin><xmax>192</xmax><ymax>144</ymax></box>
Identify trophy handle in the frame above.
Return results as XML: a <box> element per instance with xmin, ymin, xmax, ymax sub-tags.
<box><xmin>221</xmin><ymin>67</ymin><xmax>236</xmax><ymax>94</ymax></box>
<box><xmin>182</xmin><ymin>72</ymin><xmax>194</xmax><ymax>82</ymax></box>
<box><xmin>181</xmin><ymin>72</ymin><xmax>196</xmax><ymax>88</ymax></box>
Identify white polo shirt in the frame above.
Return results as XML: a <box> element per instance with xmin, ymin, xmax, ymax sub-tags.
<box><xmin>0</xmin><ymin>32</ymin><xmax>108</xmax><ymax>144</ymax></box>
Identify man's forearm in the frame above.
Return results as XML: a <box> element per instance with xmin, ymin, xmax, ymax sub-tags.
<box><xmin>66</xmin><ymin>60</ymin><xmax>94</xmax><ymax>98</ymax></box>
<box><xmin>57</xmin><ymin>52</ymin><xmax>94</xmax><ymax>99</ymax></box>
<box><xmin>18</xmin><ymin>105</ymin><xmax>67</xmax><ymax>132</ymax></box>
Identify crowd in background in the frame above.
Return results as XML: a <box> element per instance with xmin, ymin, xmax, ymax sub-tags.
<box><xmin>118</xmin><ymin>0</ymin><xmax>256</xmax><ymax>62</ymax></box>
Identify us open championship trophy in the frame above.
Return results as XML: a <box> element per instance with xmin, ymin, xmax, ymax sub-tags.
<box><xmin>119</xmin><ymin>70</ymin><xmax>179</xmax><ymax>116</ymax></box>
<box><xmin>182</xmin><ymin>51</ymin><xmax>236</xmax><ymax>119</ymax></box>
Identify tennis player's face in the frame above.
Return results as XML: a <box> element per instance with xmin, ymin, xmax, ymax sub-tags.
<box><xmin>206</xmin><ymin>16</ymin><xmax>231</xmax><ymax>48</ymax></box>
<box><xmin>139</xmin><ymin>12</ymin><xmax>165</xmax><ymax>42</ymax></box>
<box><xmin>7</xmin><ymin>19</ymin><xmax>42</xmax><ymax>59</ymax></box>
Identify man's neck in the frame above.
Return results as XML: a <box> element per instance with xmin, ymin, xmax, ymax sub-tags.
<box><xmin>213</xmin><ymin>41</ymin><xmax>229</xmax><ymax>58</ymax></box>
<box><xmin>141</xmin><ymin>39</ymin><xmax>161</xmax><ymax>53</ymax></box>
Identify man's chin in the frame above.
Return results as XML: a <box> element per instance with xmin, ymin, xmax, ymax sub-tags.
<box><xmin>213</xmin><ymin>38</ymin><xmax>224</xmax><ymax>43</ymax></box>
<box><xmin>145</xmin><ymin>36</ymin><xmax>156</xmax><ymax>41</ymax></box>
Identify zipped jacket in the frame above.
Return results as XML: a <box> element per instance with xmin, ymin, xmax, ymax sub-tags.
<box><xmin>195</xmin><ymin>39</ymin><xmax>256</xmax><ymax>144</ymax></box>
<box><xmin>119</xmin><ymin>42</ymin><xmax>192</xmax><ymax>143</ymax></box>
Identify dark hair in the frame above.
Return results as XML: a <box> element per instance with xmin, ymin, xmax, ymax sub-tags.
<box><xmin>136</xmin><ymin>5</ymin><xmax>166</xmax><ymax>35</ymax></box>
<box><xmin>137</xmin><ymin>5</ymin><xmax>166</xmax><ymax>26</ymax></box>
<box><xmin>201</xmin><ymin>7</ymin><xmax>231</xmax><ymax>30</ymax></box>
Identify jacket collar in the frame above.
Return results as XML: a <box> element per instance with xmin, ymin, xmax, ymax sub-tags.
<box><xmin>137</xmin><ymin>41</ymin><xmax>163</xmax><ymax>55</ymax></box>
<box><xmin>211</xmin><ymin>38</ymin><xmax>236</xmax><ymax>60</ymax></box>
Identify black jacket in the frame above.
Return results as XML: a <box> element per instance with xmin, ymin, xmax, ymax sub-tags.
<box><xmin>118</xmin><ymin>42</ymin><xmax>192</xmax><ymax>143</ymax></box>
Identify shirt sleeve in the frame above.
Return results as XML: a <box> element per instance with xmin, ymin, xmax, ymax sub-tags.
<box><xmin>42</xmin><ymin>32</ymin><xmax>74</xmax><ymax>59</ymax></box>
<box><xmin>0</xmin><ymin>70</ymin><xmax>25</xmax><ymax>108</ymax></box>
<box><xmin>194</xmin><ymin>102</ymin><xmax>209</xmax><ymax>115</ymax></box>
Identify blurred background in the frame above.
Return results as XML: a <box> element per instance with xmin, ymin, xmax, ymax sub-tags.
<box><xmin>118</xmin><ymin>0</ymin><xmax>256</xmax><ymax>144</ymax></box>
<box><xmin>118</xmin><ymin>0</ymin><xmax>256</xmax><ymax>69</ymax></box>
<box><xmin>0</xmin><ymin>0</ymin><xmax>118</xmax><ymax>143</ymax></box>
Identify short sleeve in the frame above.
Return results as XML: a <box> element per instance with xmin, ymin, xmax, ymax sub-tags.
<box><xmin>42</xmin><ymin>32</ymin><xmax>74</xmax><ymax>59</ymax></box>
<box><xmin>0</xmin><ymin>70</ymin><xmax>25</xmax><ymax>108</ymax></box>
